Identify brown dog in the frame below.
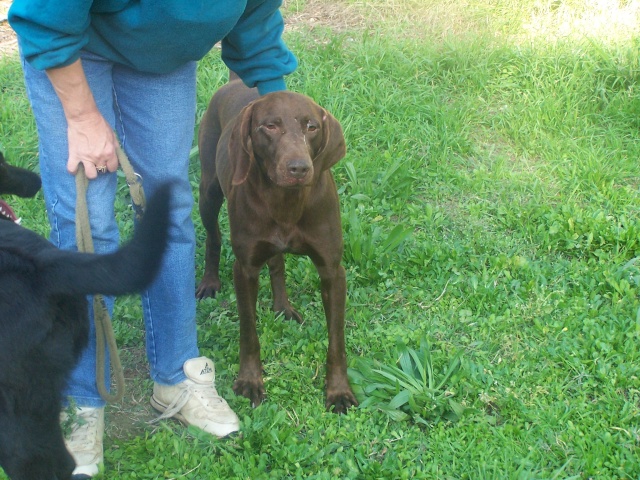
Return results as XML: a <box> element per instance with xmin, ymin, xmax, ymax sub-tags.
<box><xmin>196</xmin><ymin>79</ymin><xmax>358</xmax><ymax>413</ymax></box>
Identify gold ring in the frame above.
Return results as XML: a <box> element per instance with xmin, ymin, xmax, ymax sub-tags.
<box><xmin>96</xmin><ymin>166</ymin><xmax>107</xmax><ymax>174</ymax></box>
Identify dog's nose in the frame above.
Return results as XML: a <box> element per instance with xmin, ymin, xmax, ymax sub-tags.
<box><xmin>287</xmin><ymin>159</ymin><xmax>311</xmax><ymax>179</ymax></box>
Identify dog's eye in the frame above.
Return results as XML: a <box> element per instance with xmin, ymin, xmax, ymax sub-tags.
<box><xmin>264</xmin><ymin>123</ymin><xmax>278</xmax><ymax>131</ymax></box>
<box><xmin>306</xmin><ymin>122</ymin><xmax>319</xmax><ymax>133</ymax></box>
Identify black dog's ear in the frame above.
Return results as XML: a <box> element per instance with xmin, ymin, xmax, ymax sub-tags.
<box><xmin>229</xmin><ymin>103</ymin><xmax>255</xmax><ymax>186</ymax></box>
<box><xmin>314</xmin><ymin>110</ymin><xmax>346</xmax><ymax>171</ymax></box>
<box><xmin>0</xmin><ymin>152</ymin><xmax>42</xmax><ymax>198</ymax></box>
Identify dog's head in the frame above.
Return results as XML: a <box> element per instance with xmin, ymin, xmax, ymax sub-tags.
<box><xmin>229</xmin><ymin>91</ymin><xmax>346</xmax><ymax>188</ymax></box>
<box><xmin>0</xmin><ymin>152</ymin><xmax>42</xmax><ymax>222</ymax></box>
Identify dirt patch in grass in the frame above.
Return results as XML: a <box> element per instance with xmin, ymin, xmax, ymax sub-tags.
<box><xmin>285</xmin><ymin>0</ymin><xmax>367</xmax><ymax>32</ymax></box>
<box><xmin>0</xmin><ymin>0</ymin><xmax>368</xmax><ymax>59</ymax></box>
<box><xmin>105</xmin><ymin>347</ymin><xmax>160</xmax><ymax>441</ymax></box>
<box><xmin>0</xmin><ymin>0</ymin><xmax>17</xmax><ymax>57</ymax></box>
<box><xmin>4</xmin><ymin>0</ymin><xmax>639</xmax><ymax>59</ymax></box>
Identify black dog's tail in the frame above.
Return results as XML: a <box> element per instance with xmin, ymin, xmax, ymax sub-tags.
<box><xmin>40</xmin><ymin>184</ymin><xmax>172</xmax><ymax>296</ymax></box>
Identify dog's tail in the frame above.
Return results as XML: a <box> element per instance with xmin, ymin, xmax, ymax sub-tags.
<box><xmin>41</xmin><ymin>183</ymin><xmax>172</xmax><ymax>296</ymax></box>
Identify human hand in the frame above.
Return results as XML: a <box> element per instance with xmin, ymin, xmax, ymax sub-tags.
<box><xmin>66</xmin><ymin>111</ymin><xmax>119</xmax><ymax>179</ymax></box>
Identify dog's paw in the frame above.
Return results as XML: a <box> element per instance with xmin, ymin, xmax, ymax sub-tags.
<box><xmin>233</xmin><ymin>378</ymin><xmax>266</xmax><ymax>408</ymax></box>
<box><xmin>277</xmin><ymin>306</ymin><xmax>303</xmax><ymax>323</ymax></box>
<box><xmin>272</xmin><ymin>298</ymin><xmax>303</xmax><ymax>323</ymax></box>
<box><xmin>195</xmin><ymin>277</ymin><xmax>221</xmax><ymax>299</ymax></box>
<box><xmin>325</xmin><ymin>389</ymin><xmax>359</xmax><ymax>414</ymax></box>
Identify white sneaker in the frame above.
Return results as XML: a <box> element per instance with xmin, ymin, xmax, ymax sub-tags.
<box><xmin>61</xmin><ymin>406</ymin><xmax>104</xmax><ymax>478</ymax></box>
<box><xmin>150</xmin><ymin>356</ymin><xmax>240</xmax><ymax>438</ymax></box>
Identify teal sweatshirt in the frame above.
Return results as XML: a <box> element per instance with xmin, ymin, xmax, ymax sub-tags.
<box><xmin>8</xmin><ymin>0</ymin><xmax>297</xmax><ymax>94</ymax></box>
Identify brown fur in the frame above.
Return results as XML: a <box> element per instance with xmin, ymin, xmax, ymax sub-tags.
<box><xmin>196</xmin><ymin>80</ymin><xmax>357</xmax><ymax>413</ymax></box>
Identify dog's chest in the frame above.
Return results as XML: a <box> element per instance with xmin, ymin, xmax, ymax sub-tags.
<box><xmin>268</xmin><ymin>226</ymin><xmax>307</xmax><ymax>254</ymax></box>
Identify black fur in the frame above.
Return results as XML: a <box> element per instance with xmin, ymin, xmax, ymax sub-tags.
<box><xmin>0</xmin><ymin>152</ymin><xmax>171</xmax><ymax>480</ymax></box>
<box><xmin>0</xmin><ymin>153</ymin><xmax>41</xmax><ymax>200</ymax></box>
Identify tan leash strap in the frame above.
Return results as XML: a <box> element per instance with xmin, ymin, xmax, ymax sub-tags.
<box><xmin>75</xmin><ymin>145</ymin><xmax>145</xmax><ymax>404</ymax></box>
<box><xmin>115</xmin><ymin>143</ymin><xmax>146</xmax><ymax>220</ymax></box>
<box><xmin>92</xmin><ymin>294</ymin><xmax>124</xmax><ymax>404</ymax></box>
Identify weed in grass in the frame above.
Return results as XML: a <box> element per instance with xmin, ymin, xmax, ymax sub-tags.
<box><xmin>342</xmin><ymin>200</ymin><xmax>412</xmax><ymax>281</ymax></box>
<box><xmin>349</xmin><ymin>338</ymin><xmax>474</xmax><ymax>426</ymax></box>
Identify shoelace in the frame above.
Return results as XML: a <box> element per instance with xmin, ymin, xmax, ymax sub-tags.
<box><xmin>66</xmin><ymin>411</ymin><xmax>100</xmax><ymax>449</ymax></box>
<box><xmin>152</xmin><ymin>381</ymin><xmax>227</xmax><ymax>422</ymax></box>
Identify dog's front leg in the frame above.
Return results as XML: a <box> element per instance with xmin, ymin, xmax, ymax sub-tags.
<box><xmin>317</xmin><ymin>263</ymin><xmax>359</xmax><ymax>414</ymax></box>
<box><xmin>232</xmin><ymin>260</ymin><xmax>266</xmax><ymax>407</ymax></box>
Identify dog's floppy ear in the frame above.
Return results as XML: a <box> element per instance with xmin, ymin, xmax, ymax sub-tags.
<box><xmin>314</xmin><ymin>109</ymin><xmax>346</xmax><ymax>171</ymax></box>
<box><xmin>0</xmin><ymin>151</ymin><xmax>41</xmax><ymax>198</ymax></box>
<box><xmin>229</xmin><ymin>103</ymin><xmax>255</xmax><ymax>186</ymax></box>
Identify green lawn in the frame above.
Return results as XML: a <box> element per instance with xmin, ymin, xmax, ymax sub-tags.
<box><xmin>1</xmin><ymin>0</ymin><xmax>639</xmax><ymax>478</ymax></box>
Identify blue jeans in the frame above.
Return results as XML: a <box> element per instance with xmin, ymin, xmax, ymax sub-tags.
<box><xmin>22</xmin><ymin>50</ymin><xmax>200</xmax><ymax>407</ymax></box>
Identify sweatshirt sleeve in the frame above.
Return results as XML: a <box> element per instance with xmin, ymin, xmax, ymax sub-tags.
<box><xmin>8</xmin><ymin>0</ymin><xmax>92</xmax><ymax>70</ymax></box>
<box><xmin>221</xmin><ymin>0</ymin><xmax>298</xmax><ymax>95</ymax></box>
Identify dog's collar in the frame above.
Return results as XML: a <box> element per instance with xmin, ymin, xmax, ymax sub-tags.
<box><xmin>0</xmin><ymin>199</ymin><xmax>20</xmax><ymax>223</ymax></box>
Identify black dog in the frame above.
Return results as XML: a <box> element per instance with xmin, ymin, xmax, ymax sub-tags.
<box><xmin>0</xmin><ymin>152</ymin><xmax>171</xmax><ymax>480</ymax></box>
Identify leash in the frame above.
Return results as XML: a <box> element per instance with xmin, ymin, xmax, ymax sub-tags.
<box><xmin>75</xmin><ymin>142</ymin><xmax>146</xmax><ymax>403</ymax></box>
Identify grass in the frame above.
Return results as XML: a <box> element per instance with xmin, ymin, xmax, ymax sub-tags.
<box><xmin>1</xmin><ymin>0</ymin><xmax>640</xmax><ymax>477</ymax></box>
